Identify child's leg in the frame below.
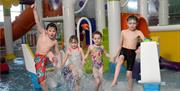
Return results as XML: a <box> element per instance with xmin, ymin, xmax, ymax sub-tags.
<box><xmin>93</xmin><ymin>67</ymin><xmax>103</xmax><ymax>91</ymax></box>
<box><xmin>40</xmin><ymin>80</ymin><xmax>48</xmax><ymax>91</ymax></box>
<box><xmin>99</xmin><ymin>67</ymin><xmax>103</xmax><ymax>90</ymax></box>
<box><xmin>34</xmin><ymin>54</ymin><xmax>48</xmax><ymax>91</ymax></box>
<box><xmin>111</xmin><ymin>55</ymin><xmax>124</xmax><ymax>87</ymax></box>
<box><xmin>126</xmin><ymin>71</ymin><xmax>133</xmax><ymax>91</ymax></box>
<box><xmin>69</xmin><ymin>65</ymin><xmax>80</xmax><ymax>91</ymax></box>
<box><xmin>75</xmin><ymin>78</ymin><xmax>80</xmax><ymax>91</ymax></box>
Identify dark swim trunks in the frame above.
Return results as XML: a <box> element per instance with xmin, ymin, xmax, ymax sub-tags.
<box><xmin>119</xmin><ymin>47</ymin><xmax>136</xmax><ymax>71</ymax></box>
<box><xmin>34</xmin><ymin>54</ymin><xmax>48</xmax><ymax>83</ymax></box>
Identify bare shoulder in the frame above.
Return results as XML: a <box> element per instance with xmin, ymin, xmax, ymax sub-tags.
<box><xmin>121</xmin><ymin>30</ymin><xmax>126</xmax><ymax>33</ymax></box>
<box><xmin>136</xmin><ymin>30</ymin><xmax>143</xmax><ymax>33</ymax></box>
<box><xmin>136</xmin><ymin>30</ymin><xmax>143</xmax><ymax>35</ymax></box>
<box><xmin>39</xmin><ymin>30</ymin><xmax>46</xmax><ymax>35</ymax></box>
<box><xmin>79</xmin><ymin>47</ymin><xmax>83</xmax><ymax>51</ymax></box>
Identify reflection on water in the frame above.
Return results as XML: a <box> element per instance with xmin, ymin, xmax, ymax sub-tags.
<box><xmin>0</xmin><ymin>58</ymin><xmax>180</xmax><ymax>91</ymax></box>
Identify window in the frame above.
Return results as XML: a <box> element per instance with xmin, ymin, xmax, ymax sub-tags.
<box><xmin>0</xmin><ymin>5</ymin><xmax>21</xmax><ymax>22</ymax></box>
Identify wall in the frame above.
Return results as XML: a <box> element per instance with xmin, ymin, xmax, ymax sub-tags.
<box><xmin>150</xmin><ymin>30</ymin><xmax>180</xmax><ymax>62</ymax></box>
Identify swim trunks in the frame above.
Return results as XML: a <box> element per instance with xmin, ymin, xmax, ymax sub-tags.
<box><xmin>119</xmin><ymin>47</ymin><xmax>136</xmax><ymax>71</ymax></box>
<box><xmin>34</xmin><ymin>54</ymin><xmax>48</xmax><ymax>83</ymax></box>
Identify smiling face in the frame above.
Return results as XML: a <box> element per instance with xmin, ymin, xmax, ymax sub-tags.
<box><xmin>46</xmin><ymin>27</ymin><xmax>57</xmax><ymax>39</ymax></box>
<box><xmin>93</xmin><ymin>34</ymin><xmax>102</xmax><ymax>46</ymax></box>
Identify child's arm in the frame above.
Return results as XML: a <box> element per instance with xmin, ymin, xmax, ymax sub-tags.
<box><xmin>102</xmin><ymin>46</ymin><xmax>110</xmax><ymax>58</ymax></box>
<box><xmin>103</xmin><ymin>46</ymin><xmax>114</xmax><ymax>62</ymax></box>
<box><xmin>54</xmin><ymin>40</ymin><xmax>62</xmax><ymax>67</ymax></box>
<box><xmin>84</xmin><ymin>45</ymin><xmax>92</xmax><ymax>60</ymax></box>
<box><xmin>114</xmin><ymin>31</ymin><xmax>123</xmax><ymax>58</ymax></box>
<box><xmin>80</xmin><ymin>48</ymin><xmax>86</xmax><ymax>65</ymax></box>
<box><xmin>138</xmin><ymin>31</ymin><xmax>145</xmax><ymax>41</ymax></box>
<box><xmin>47</xmin><ymin>51</ymin><xmax>55</xmax><ymax>62</ymax></box>
<box><xmin>47</xmin><ymin>51</ymin><xmax>58</xmax><ymax>67</ymax></box>
<box><xmin>135</xmin><ymin>31</ymin><xmax>145</xmax><ymax>54</ymax></box>
<box><xmin>31</xmin><ymin>4</ymin><xmax>45</xmax><ymax>33</ymax></box>
<box><xmin>61</xmin><ymin>51</ymin><xmax>69</xmax><ymax>67</ymax></box>
<box><xmin>54</xmin><ymin>40</ymin><xmax>61</xmax><ymax>56</ymax></box>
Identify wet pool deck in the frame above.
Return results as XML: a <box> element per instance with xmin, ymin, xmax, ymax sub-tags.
<box><xmin>0</xmin><ymin>59</ymin><xmax>180</xmax><ymax>91</ymax></box>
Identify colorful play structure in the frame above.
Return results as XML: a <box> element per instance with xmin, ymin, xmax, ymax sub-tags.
<box><xmin>0</xmin><ymin>0</ymin><xmax>180</xmax><ymax>91</ymax></box>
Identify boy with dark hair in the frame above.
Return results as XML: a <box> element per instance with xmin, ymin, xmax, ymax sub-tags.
<box><xmin>31</xmin><ymin>4</ymin><xmax>61</xmax><ymax>91</ymax></box>
<box><xmin>111</xmin><ymin>15</ymin><xmax>145</xmax><ymax>91</ymax></box>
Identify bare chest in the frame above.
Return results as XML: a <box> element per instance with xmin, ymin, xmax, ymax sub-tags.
<box><xmin>37</xmin><ymin>36</ymin><xmax>55</xmax><ymax>48</ymax></box>
<box><xmin>123</xmin><ymin>31</ymin><xmax>139</xmax><ymax>41</ymax></box>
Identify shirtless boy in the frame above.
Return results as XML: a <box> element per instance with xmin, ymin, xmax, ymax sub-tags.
<box><xmin>111</xmin><ymin>15</ymin><xmax>145</xmax><ymax>91</ymax></box>
<box><xmin>31</xmin><ymin>4</ymin><xmax>61</xmax><ymax>91</ymax></box>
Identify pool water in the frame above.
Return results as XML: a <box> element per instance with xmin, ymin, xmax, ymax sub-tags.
<box><xmin>0</xmin><ymin>58</ymin><xmax>180</xmax><ymax>91</ymax></box>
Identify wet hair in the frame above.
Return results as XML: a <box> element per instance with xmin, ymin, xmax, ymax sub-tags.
<box><xmin>69</xmin><ymin>35</ymin><xmax>78</xmax><ymax>43</ymax></box>
<box><xmin>127</xmin><ymin>15</ymin><xmax>138</xmax><ymax>22</ymax></box>
<box><xmin>46</xmin><ymin>23</ymin><xmax>57</xmax><ymax>31</ymax></box>
<box><xmin>92</xmin><ymin>31</ymin><xmax>102</xmax><ymax>38</ymax></box>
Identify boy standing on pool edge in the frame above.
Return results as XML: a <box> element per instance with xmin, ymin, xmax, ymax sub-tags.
<box><xmin>111</xmin><ymin>15</ymin><xmax>145</xmax><ymax>91</ymax></box>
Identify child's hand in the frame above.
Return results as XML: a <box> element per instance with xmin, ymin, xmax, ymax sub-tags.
<box><xmin>110</xmin><ymin>56</ymin><xmax>118</xmax><ymax>63</ymax></box>
<box><xmin>52</xmin><ymin>57</ymin><xmax>58</xmax><ymax>67</ymax></box>
<box><xmin>109</xmin><ymin>55</ymin><xmax>115</xmax><ymax>63</ymax></box>
<box><xmin>31</xmin><ymin>4</ymin><xmax>35</xmax><ymax>9</ymax></box>
<box><xmin>31</xmin><ymin>4</ymin><xmax>37</xmax><ymax>11</ymax></box>
<box><xmin>83</xmin><ymin>60</ymin><xmax>86</xmax><ymax>65</ymax></box>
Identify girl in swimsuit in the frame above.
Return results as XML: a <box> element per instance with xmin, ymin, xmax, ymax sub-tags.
<box><xmin>85</xmin><ymin>31</ymin><xmax>113</xmax><ymax>91</ymax></box>
<box><xmin>61</xmin><ymin>35</ymin><xmax>85</xmax><ymax>91</ymax></box>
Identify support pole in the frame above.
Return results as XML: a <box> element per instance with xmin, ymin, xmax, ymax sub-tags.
<box><xmin>62</xmin><ymin>0</ymin><xmax>77</xmax><ymax>48</ymax></box>
<box><xmin>3</xmin><ymin>7</ymin><xmax>15</xmax><ymax>60</ymax></box>
<box><xmin>96</xmin><ymin>0</ymin><xmax>106</xmax><ymax>34</ymax></box>
<box><xmin>159</xmin><ymin>0</ymin><xmax>169</xmax><ymax>25</ymax></box>
<box><xmin>139</xmin><ymin>0</ymin><xmax>148</xmax><ymax>21</ymax></box>
<box><xmin>107</xmin><ymin>0</ymin><xmax>121</xmax><ymax>56</ymax></box>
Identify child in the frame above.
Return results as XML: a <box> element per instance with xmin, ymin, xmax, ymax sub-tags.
<box><xmin>111</xmin><ymin>15</ymin><xmax>145</xmax><ymax>91</ymax></box>
<box><xmin>85</xmin><ymin>31</ymin><xmax>112</xmax><ymax>91</ymax></box>
<box><xmin>61</xmin><ymin>35</ymin><xmax>85</xmax><ymax>91</ymax></box>
<box><xmin>31</xmin><ymin>4</ymin><xmax>61</xmax><ymax>91</ymax></box>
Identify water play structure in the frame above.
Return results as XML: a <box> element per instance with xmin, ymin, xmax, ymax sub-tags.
<box><xmin>21</xmin><ymin>44</ymin><xmax>41</xmax><ymax>90</ymax></box>
<box><xmin>0</xmin><ymin>0</ymin><xmax>62</xmax><ymax>46</ymax></box>
<box><xmin>1</xmin><ymin>0</ymin><xmax>180</xmax><ymax>91</ymax></box>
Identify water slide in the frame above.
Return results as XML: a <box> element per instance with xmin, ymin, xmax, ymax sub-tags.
<box><xmin>0</xmin><ymin>0</ymin><xmax>62</xmax><ymax>46</ymax></box>
<box><xmin>160</xmin><ymin>56</ymin><xmax>180</xmax><ymax>71</ymax></box>
<box><xmin>0</xmin><ymin>1</ymin><xmax>149</xmax><ymax>46</ymax></box>
<box><xmin>121</xmin><ymin>13</ymin><xmax>150</xmax><ymax>37</ymax></box>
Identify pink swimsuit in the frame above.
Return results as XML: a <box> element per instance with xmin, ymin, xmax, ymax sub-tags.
<box><xmin>91</xmin><ymin>45</ymin><xmax>104</xmax><ymax>69</ymax></box>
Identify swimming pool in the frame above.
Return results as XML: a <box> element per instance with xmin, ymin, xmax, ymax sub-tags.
<box><xmin>0</xmin><ymin>58</ymin><xmax>180</xmax><ymax>91</ymax></box>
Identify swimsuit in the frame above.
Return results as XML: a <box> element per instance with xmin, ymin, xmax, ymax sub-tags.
<box><xmin>91</xmin><ymin>45</ymin><xmax>104</xmax><ymax>69</ymax></box>
<box><xmin>67</xmin><ymin>47</ymin><xmax>83</xmax><ymax>77</ymax></box>
<box><xmin>67</xmin><ymin>47</ymin><xmax>82</xmax><ymax>68</ymax></box>
<box><xmin>119</xmin><ymin>47</ymin><xmax>136</xmax><ymax>71</ymax></box>
<box><xmin>62</xmin><ymin>47</ymin><xmax>83</xmax><ymax>88</ymax></box>
<box><xmin>34</xmin><ymin>53</ymin><xmax>48</xmax><ymax>83</ymax></box>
